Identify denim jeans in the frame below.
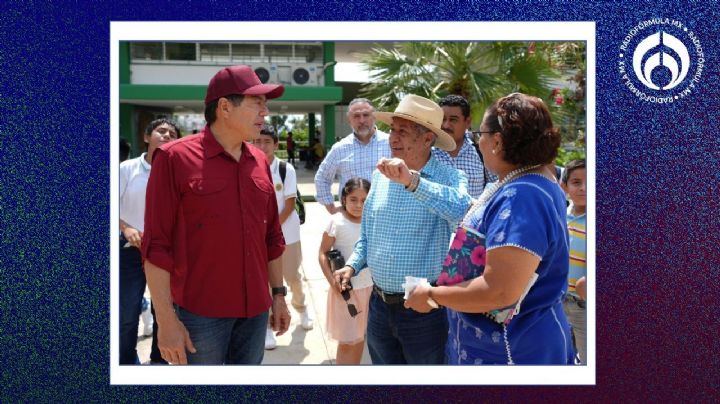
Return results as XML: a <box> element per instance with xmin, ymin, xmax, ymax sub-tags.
<box><xmin>366</xmin><ymin>292</ymin><xmax>448</xmax><ymax>364</ymax></box>
<box><xmin>149</xmin><ymin>302</ymin><xmax>167</xmax><ymax>364</ymax></box>
<box><xmin>119</xmin><ymin>235</ymin><xmax>146</xmax><ymax>365</ymax></box>
<box><xmin>176</xmin><ymin>306</ymin><xmax>269</xmax><ymax>365</ymax></box>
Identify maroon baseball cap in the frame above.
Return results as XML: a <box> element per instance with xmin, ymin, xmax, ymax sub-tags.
<box><xmin>204</xmin><ymin>65</ymin><xmax>284</xmax><ymax>105</ymax></box>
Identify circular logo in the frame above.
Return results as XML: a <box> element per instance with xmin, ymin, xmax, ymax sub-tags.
<box><xmin>618</xmin><ymin>18</ymin><xmax>704</xmax><ymax>103</ymax></box>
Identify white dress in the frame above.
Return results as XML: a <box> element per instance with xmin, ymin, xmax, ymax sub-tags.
<box><xmin>324</xmin><ymin>212</ymin><xmax>372</xmax><ymax>344</ymax></box>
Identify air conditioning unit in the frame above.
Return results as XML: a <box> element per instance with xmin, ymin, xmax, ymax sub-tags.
<box><xmin>292</xmin><ymin>64</ymin><xmax>319</xmax><ymax>86</ymax></box>
<box><xmin>274</xmin><ymin>64</ymin><xmax>323</xmax><ymax>86</ymax></box>
<box><xmin>249</xmin><ymin>63</ymin><xmax>276</xmax><ymax>84</ymax></box>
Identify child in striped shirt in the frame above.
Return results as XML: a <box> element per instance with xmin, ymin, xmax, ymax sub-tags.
<box><xmin>561</xmin><ymin>159</ymin><xmax>587</xmax><ymax>364</ymax></box>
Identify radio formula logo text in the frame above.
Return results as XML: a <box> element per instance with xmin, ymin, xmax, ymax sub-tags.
<box><xmin>619</xmin><ymin>18</ymin><xmax>704</xmax><ymax>103</ymax></box>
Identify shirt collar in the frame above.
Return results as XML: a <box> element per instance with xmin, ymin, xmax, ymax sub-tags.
<box><xmin>567</xmin><ymin>203</ymin><xmax>587</xmax><ymax>219</ymax></box>
<box><xmin>352</xmin><ymin>128</ymin><xmax>378</xmax><ymax>145</ymax></box>
<box><xmin>139</xmin><ymin>153</ymin><xmax>151</xmax><ymax>170</ymax></box>
<box><xmin>201</xmin><ymin>125</ymin><xmax>256</xmax><ymax>162</ymax></box>
<box><xmin>459</xmin><ymin>136</ymin><xmax>475</xmax><ymax>155</ymax></box>
<box><xmin>418</xmin><ymin>154</ymin><xmax>442</xmax><ymax>179</ymax></box>
<box><xmin>202</xmin><ymin>126</ymin><xmax>225</xmax><ymax>159</ymax></box>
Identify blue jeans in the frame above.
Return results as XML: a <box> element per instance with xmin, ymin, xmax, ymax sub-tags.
<box><xmin>149</xmin><ymin>302</ymin><xmax>167</xmax><ymax>364</ymax></box>
<box><xmin>367</xmin><ymin>292</ymin><xmax>448</xmax><ymax>364</ymax></box>
<box><xmin>119</xmin><ymin>236</ymin><xmax>146</xmax><ymax>365</ymax></box>
<box><xmin>176</xmin><ymin>306</ymin><xmax>269</xmax><ymax>365</ymax></box>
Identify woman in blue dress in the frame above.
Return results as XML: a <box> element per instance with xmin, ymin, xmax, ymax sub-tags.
<box><xmin>406</xmin><ymin>93</ymin><xmax>575</xmax><ymax>364</ymax></box>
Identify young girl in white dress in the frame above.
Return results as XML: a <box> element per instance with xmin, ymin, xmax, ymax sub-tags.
<box><xmin>318</xmin><ymin>178</ymin><xmax>372</xmax><ymax>364</ymax></box>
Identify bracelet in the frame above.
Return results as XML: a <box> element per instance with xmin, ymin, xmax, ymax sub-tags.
<box><xmin>405</xmin><ymin>170</ymin><xmax>420</xmax><ymax>192</ymax></box>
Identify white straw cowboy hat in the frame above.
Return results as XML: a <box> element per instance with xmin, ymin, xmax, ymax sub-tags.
<box><xmin>374</xmin><ymin>94</ymin><xmax>456</xmax><ymax>151</ymax></box>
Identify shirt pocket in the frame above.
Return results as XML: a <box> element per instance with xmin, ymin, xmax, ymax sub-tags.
<box><xmin>183</xmin><ymin>178</ymin><xmax>228</xmax><ymax>225</ymax></box>
<box><xmin>250</xmin><ymin>175</ymin><xmax>274</xmax><ymax>194</ymax></box>
<box><xmin>245</xmin><ymin>175</ymin><xmax>275</xmax><ymax>238</ymax></box>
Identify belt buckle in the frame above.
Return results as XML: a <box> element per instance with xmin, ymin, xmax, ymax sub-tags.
<box><xmin>374</xmin><ymin>285</ymin><xmax>401</xmax><ymax>305</ymax></box>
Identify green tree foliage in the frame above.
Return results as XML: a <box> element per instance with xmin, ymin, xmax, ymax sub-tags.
<box><xmin>360</xmin><ymin>42</ymin><xmax>560</xmax><ymax>124</ymax></box>
<box><xmin>359</xmin><ymin>41</ymin><xmax>587</xmax><ymax>163</ymax></box>
<box><xmin>268</xmin><ymin>114</ymin><xmax>290</xmax><ymax>135</ymax></box>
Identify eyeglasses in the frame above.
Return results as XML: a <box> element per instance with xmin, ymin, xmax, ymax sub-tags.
<box><xmin>340</xmin><ymin>287</ymin><xmax>361</xmax><ymax>318</ymax></box>
<box><xmin>470</xmin><ymin>131</ymin><xmax>496</xmax><ymax>142</ymax></box>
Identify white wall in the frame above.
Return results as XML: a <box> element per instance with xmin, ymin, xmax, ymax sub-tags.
<box><xmin>130</xmin><ymin>64</ymin><xmax>228</xmax><ymax>85</ymax></box>
<box><xmin>130</xmin><ymin>63</ymin><xmax>326</xmax><ymax>86</ymax></box>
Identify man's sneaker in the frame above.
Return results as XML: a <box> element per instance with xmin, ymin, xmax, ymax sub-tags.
<box><xmin>300</xmin><ymin>310</ymin><xmax>314</xmax><ymax>330</ymax></box>
<box><xmin>264</xmin><ymin>328</ymin><xmax>277</xmax><ymax>350</ymax></box>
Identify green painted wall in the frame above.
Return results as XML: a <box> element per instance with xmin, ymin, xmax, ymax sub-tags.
<box><xmin>323</xmin><ymin>42</ymin><xmax>337</xmax><ymax>145</ymax></box>
<box><xmin>119</xmin><ymin>104</ymin><xmax>135</xmax><ymax>155</ymax></box>
<box><xmin>119</xmin><ymin>42</ymin><xmax>130</xmax><ymax>84</ymax></box>
<box><xmin>308</xmin><ymin>113</ymin><xmax>316</xmax><ymax>144</ymax></box>
<box><xmin>323</xmin><ymin>104</ymin><xmax>335</xmax><ymax>145</ymax></box>
<box><xmin>323</xmin><ymin>42</ymin><xmax>335</xmax><ymax>86</ymax></box>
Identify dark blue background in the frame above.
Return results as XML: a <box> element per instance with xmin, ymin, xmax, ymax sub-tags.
<box><xmin>1</xmin><ymin>1</ymin><xmax>718</xmax><ymax>401</ymax></box>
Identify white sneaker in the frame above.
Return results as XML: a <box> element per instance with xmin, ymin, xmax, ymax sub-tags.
<box><xmin>300</xmin><ymin>311</ymin><xmax>314</xmax><ymax>330</ymax></box>
<box><xmin>264</xmin><ymin>328</ymin><xmax>277</xmax><ymax>350</ymax></box>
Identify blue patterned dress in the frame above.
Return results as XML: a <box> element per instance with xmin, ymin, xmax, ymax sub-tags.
<box><xmin>441</xmin><ymin>174</ymin><xmax>576</xmax><ymax>364</ymax></box>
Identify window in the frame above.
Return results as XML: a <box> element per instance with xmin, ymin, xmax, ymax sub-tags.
<box><xmin>231</xmin><ymin>43</ymin><xmax>262</xmax><ymax>62</ymax></box>
<box><xmin>199</xmin><ymin>43</ymin><xmax>230</xmax><ymax>62</ymax></box>
<box><xmin>165</xmin><ymin>42</ymin><xmax>196</xmax><ymax>61</ymax></box>
<box><xmin>264</xmin><ymin>44</ymin><xmax>293</xmax><ymax>63</ymax></box>
<box><xmin>131</xmin><ymin>42</ymin><xmax>163</xmax><ymax>61</ymax></box>
<box><xmin>295</xmin><ymin>43</ymin><xmax>322</xmax><ymax>63</ymax></box>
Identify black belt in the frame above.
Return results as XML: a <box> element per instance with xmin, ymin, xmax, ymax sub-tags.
<box><xmin>564</xmin><ymin>294</ymin><xmax>586</xmax><ymax>309</ymax></box>
<box><xmin>372</xmin><ymin>285</ymin><xmax>405</xmax><ymax>305</ymax></box>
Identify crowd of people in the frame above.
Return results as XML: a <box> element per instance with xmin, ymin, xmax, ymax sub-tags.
<box><xmin>119</xmin><ymin>64</ymin><xmax>587</xmax><ymax>366</ymax></box>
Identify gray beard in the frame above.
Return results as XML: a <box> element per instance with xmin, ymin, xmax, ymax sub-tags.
<box><xmin>354</xmin><ymin>127</ymin><xmax>373</xmax><ymax>137</ymax></box>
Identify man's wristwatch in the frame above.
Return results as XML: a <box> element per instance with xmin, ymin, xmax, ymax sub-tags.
<box><xmin>271</xmin><ymin>286</ymin><xmax>287</xmax><ymax>297</ymax></box>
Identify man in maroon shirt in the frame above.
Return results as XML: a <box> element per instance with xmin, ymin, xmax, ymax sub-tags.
<box><xmin>142</xmin><ymin>65</ymin><xmax>290</xmax><ymax>365</ymax></box>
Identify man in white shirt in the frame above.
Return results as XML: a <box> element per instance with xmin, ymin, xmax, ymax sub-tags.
<box><xmin>119</xmin><ymin>118</ymin><xmax>179</xmax><ymax>364</ymax></box>
<box><xmin>314</xmin><ymin>98</ymin><xmax>391</xmax><ymax>214</ymax></box>
<box><xmin>252</xmin><ymin>125</ymin><xmax>313</xmax><ymax>350</ymax></box>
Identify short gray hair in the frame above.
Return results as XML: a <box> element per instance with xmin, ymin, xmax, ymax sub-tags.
<box><xmin>348</xmin><ymin>98</ymin><xmax>374</xmax><ymax>109</ymax></box>
<box><xmin>413</xmin><ymin>122</ymin><xmax>436</xmax><ymax>146</ymax></box>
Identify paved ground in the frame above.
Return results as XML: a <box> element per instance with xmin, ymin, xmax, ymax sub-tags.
<box><xmin>136</xmin><ymin>164</ymin><xmax>371</xmax><ymax>365</ymax></box>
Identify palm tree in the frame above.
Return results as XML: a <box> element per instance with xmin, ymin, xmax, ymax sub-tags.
<box><xmin>359</xmin><ymin>41</ymin><xmax>575</xmax><ymax>128</ymax></box>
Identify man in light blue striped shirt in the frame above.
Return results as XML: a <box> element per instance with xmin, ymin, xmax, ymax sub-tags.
<box><xmin>314</xmin><ymin>98</ymin><xmax>390</xmax><ymax>214</ymax></box>
<box><xmin>335</xmin><ymin>95</ymin><xmax>472</xmax><ymax>364</ymax></box>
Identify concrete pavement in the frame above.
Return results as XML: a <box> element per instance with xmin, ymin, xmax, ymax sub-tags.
<box><xmin>136</xmin><ymin>164</ymin><xmax>371</xmax><ymax>365</ymax></box>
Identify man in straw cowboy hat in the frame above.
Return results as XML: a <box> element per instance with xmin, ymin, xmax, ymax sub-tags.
<box><xmin>334</xmin><ymin>94</ymin><xmax>472</xmax><ymax>364</ymax></box>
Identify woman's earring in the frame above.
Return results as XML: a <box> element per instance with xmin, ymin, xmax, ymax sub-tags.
<box><xmin>492</xmin><ymin>149</ymin><xmax>497</xmax><ymax>155</ymax></box>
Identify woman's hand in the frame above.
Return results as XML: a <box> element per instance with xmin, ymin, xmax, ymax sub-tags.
<box><xmin>404</xmin><ymin>284</ymin><xmax>434</xmax><ymax>313</ymax></box>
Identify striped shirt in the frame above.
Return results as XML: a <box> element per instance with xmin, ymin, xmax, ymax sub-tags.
<box><xmin>431</xmin><ymin>133</ymin><xmax>488</xmax><ymax>198</ymax></box>
<box><xmin>314</xmin><ymin>130</ymin><xmax>390</xmax><ymax>205</ymax></box>
<box><xmin>346</xmin><ymin>155</ymin><xmax>472</xmax><ymax>293</ymax></box>
<box><xmin>566</xmin><ymin>208</ymin><xmax>587</xmax><ymax>297</ymax></box>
